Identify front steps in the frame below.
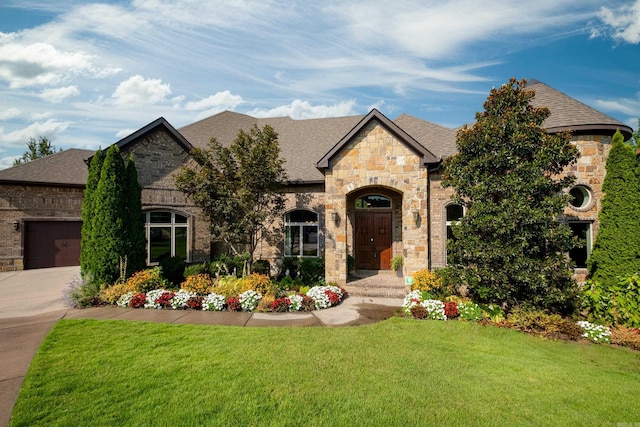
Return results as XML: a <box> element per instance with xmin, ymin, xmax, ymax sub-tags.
<box><xmin>344</xmin><ymin>270</ymin><xmax>409</xmax><ymax>298</ymax></box>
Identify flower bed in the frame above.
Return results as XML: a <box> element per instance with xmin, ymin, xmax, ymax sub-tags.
<box><xmin>403</xmin><ymin>290</ymin><xmax>613</xmax><ymax>345</ymax></box>
<box><xmin>116</xmin><ymin>285</ymin><xmax>347</xmax><ymax>313</ymax></box>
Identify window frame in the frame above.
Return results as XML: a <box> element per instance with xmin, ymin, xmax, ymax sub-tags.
<box><xmin>445</xmin><ymin>203</ymin><xmax>465</xmax><ymax>264</ymax></box>
<box><xmin>568</xmin><ymin>221</ymin><xmax>592</xmax><ymax>269</ymax></box>
<box><xmin>145</xmin><ymin>211</ymin><xmax>189</xmax><ymax>264</ymax></box>
<box><xmin>355</xmin><ymin>194</ymin><xmax>392</xmax><ymax>210</ymax></box>
<box><xmin>284</xmin><ymin>209</ymin><xmax>319</xmax><ymax>258</ymax></box>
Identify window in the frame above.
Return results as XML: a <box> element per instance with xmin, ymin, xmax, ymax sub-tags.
<box><xmin>285</xmin><ymin>210</ymin><xmax>318</xmax><ymax>257</ymax></box>
<box><xmin>355</xmin><ymin>195</ymin><xmax>391</xmax><ymax>209</ymax></box>
<box><xmin>146</xmin><ymin>211</ymin><xmax>188</xmax><ymax>263</ymax></box>
<box><xmin>445</xmin><ymin>204</ymin><xmax>464</xmax><ymax>263</ymax></box>
<box><xmin>569</xmin><ymin>185</ymin><xmax>593</xmax><ymax>211</ymax></box>
<box><xmin>568</xmin><ymin>221</ymin><xmax>592</xmax><ymax>269</ymax></box>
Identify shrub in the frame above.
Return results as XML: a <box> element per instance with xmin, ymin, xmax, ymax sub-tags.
<box><xmin>100</xmin><ymin>282</ymin><xmax>136</xmax><ymax>304</ymax></box>
<box><xmin>252</xmin><ymin>259</ymin><xmax>271</xmax><ymax>276</ymax></box>
<box><xmin>299</xmin><ymin>257</ymin><xmax>325</xmax><ymax>285</ymax></box>
<box><xmin>183</xmin><ymin>262</ymin><xmax>210</xmax><ymax>278</ymax></box>
<box><xmin>160</xmin><ymin>256</ymin><xmax>185</xmax><ymax>287</ymax></box>
<box><xmin>65</xmin><ymin>276</ymin><xmax>103</xmax><ymax>308</ymax></box>
<box><xmin>610</xmin><ymin>326</ymin><xmax>640</xmax><ymax>351</ymax></box>
<box><xmin>244</xmin><ymin>273</ymin><xmax>273</xmax><ymax>296</ymax></box>
<box><xmin>508</xmin><ymin>308</ymin><xmax>583</xmax><ymax>340</ymax></box>
<box><xmin>214</xmin><ymin>276</ymin><xmax>250</xmax><ymax>297</ymax></box>
<box><xmin>125</xmin><ymin>267</ymin><xmax>170</xmax><ymax>293</ymax></box>
<box><xmin>410</xmin><ymin>269</ymin><xmax>442</xmax><ymax>293</ymax></box>
<box><xmin>278</xmin><ymin>257</ymin><xmax>300</xmax><ymax>280</ymax></box>
<box><xmin>257</xmin><ymin>295</ymin><xmax>276</xmax><ymax>311</ymax></box>
<box><xmin>180</xmin><ymin>274</ymin><xmax>216</xmax><ymax>294</ymax></box>
<box><xmin>581</xmin><ymin>273</ymin><xmax>640</xmax><ymax>327</ymax></box>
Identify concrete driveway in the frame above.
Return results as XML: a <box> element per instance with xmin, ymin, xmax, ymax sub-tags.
<box><xmin>0</xmin><ymin>266</ymin><xmax>80</xmax><ymax>319</ymax></box>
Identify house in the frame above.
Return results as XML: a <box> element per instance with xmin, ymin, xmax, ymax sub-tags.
<box><xmin>0</xmin><ymin>80</ymin><xmax>632</xmax><ymax>285</ymax></box>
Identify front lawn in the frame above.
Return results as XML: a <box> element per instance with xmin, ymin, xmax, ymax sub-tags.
<box><xmin>11</xmin><ymin>318</ymin><xmax>640</xmax><ymax>426</ymax></box>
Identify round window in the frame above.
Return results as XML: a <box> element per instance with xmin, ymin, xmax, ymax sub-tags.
<box><xmin>569</xmin><ymin>185</ymin><xmax>591</xmax><ymax>210</ymax></box>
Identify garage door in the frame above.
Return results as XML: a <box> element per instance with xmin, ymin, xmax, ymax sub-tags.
<box><xmin>24</xmin><ymin>221</ymin><xmax>82</xmax><ymax>269</ymax></box>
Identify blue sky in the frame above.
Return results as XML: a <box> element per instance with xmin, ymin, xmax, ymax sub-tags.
<box><xmin>0</xmin><ymin>0</ymin><xmax>639</xmax><ymax>169</ymax></box>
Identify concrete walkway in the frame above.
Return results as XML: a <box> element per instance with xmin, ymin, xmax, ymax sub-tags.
<box><xmin>0</xmin><ymin>267</ymin><xmax>403</xmax><ymax>427</ymax></box>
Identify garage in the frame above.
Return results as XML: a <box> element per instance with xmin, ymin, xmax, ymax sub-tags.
<box><xmin>24</xmin><ymin>221</ymin><xmax>82</xmax><ymax>269</ymax></box>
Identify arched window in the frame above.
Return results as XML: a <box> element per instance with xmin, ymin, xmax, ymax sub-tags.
<box><xmin>145</xmin><ymin>211</ymin><xmax>188</xmax><ymax>263</ymax></box>
<box><xmin>285</xmin><ymin>210</ymin><xmax>318</xmax><ymax>257</ymax></box>
<box><xmin>445</xmin><ymin>204</ymin><xmax>464</xmax><ymax>263</ymax></box>
<box><xmin>355</xmin><ymin>195</ymin><xmax>391</xmax><ymax>209</ymax></box>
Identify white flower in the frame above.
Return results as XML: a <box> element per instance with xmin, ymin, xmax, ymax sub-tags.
<box><xmin>421</xmin><ymin>299</ymin><xmax>446</xmax><ymax>320</ymax></box>
<box><xmin>288</xmin><ymin>294</ymin><xmax>303</xmax><ymax>311</ymax></box>
<box><xmin>144</xmin><ymin>289</ymin><xmax>168</xmax><ymax>309</ymax></box>
<box><xmin>402</xmin><ymin>290</ymin><xmax>423</xmax><ymax>314</ymax></box>
<box><xmin>307</xmin><ymin>285</ymin><xmax>343</xmax><ymax>309</ymax></box>
<box><xmin>202</xmin><ymin>293</ymin><xmax>226</xmax><ymax>311</ymax></box>
<box><xmin>171</xmin><ymin>289</ymin><xmax>197</xmax><ymax>309</ymax></box>
<box><xmin>576</xmin><ymin>321</ymin><xmax>611</xmax><ymax>344</ymax></box>
<box><xmin>116</xmin><ymin>292</ymin><xmax>134</xmax><ymax>308</ymax></box>
<box><xmin>239</xmin><ymin>290</ymin><xmax>262</xmax><ymax>311</ymax></box>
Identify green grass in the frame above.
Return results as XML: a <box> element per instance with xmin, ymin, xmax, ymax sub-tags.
<box><xmin>10</xmin><ymin>317</ymin><xmax>640</xmax><ymax>426</ymax></box>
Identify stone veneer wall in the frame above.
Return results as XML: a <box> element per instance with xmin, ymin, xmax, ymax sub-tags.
<box><xmin>324</xmin><ymin>121</ymin><xmax>429</xmax><ymax>285</ymax></box>
<box><xmin>121</xmin><ymin>129</ymin><xmax>210</xmax><ymax>263</ymax></box>
<box><xmin>428</xmin><ymin>171</ymin><xmax>457</xmax><ymax>270</ymax></box>
<box><xmin>0</xmin><ymin>184</ymin><xmax>84</xmax><ymax>271</ymax></box>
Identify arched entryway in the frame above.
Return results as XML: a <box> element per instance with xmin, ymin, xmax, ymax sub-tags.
<box><xmin>347</xmin><ymin>188</ymin><xmax>403</xmax><ymax>271</ymax></box>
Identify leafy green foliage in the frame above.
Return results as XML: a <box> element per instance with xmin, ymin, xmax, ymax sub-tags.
<box><xmin>80</xmin><ymin>149</ymin><xmax>104</xmax><ymax>278</ymax></box>
<box><xmin>124</xmin><ymin>156</ymin><xmax>146</xmax><ymax>275</ymax></box>
<box><xmin>442</xmin><ymin>78</ymin><xmax>579</xmax><ymax>314</ymax></box>
<box><xmin>13</xmin><ymin>136</ymin><xmax>61</xmax><ymax>165</ymax></box>
<box><xmin>299</xmin><ymin>257</ymin><xmax>325</xmax><ymax>285</ymax></box>
<box><xmin>581</xmin><ymin>273</ymin><xmax>640</xmax><ymax>327</ymax></box>
<box><xmin>159</xmin><ymin>256</ymin><xmax>186</xmax><ymax>287</ymax></box>
<box><xmin>89</xmin><ymin>145</ymin><xmax>128</xmax><ymax>285</ymax></box>
<box><xmin>588</xmin><ymin>130</ymin><xmax>640</xmax><ymax>288</ymax></box>
<box><xmin>175</xmin><ymin>125</ymin><xmax>287</xmax><ymax>271</ymax></box>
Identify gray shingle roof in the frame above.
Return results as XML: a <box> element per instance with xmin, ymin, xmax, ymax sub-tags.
<box><xmin>0</xmin><ymin>148</ymin><xmax>93</xmax><ymax>186</ymax></box>
<box><xmin>393</xmin><ymin>113</ymin><xmax>457</xmax><ymax>160</ymax></box>
<box><xmin>528</xmin><ymin>79</ymin><xmax>632</xmax><ymax>139</ymax></box>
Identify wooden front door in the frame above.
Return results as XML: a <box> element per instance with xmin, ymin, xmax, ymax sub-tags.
<box><xmin>355</xmin><ymin>212</ymin><xmax>392</xmax><ymax>270</ymax></box>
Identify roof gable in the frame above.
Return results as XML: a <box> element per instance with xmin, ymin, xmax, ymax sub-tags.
<box><xmin>316</xmin><ymin>109</ymin><xmax>439</xmax><ymax>170</ymax></box>
<box><xmin>116</xmin><ymin>117</ymin><xmax>194</xmax><ymax>153</ymax></box>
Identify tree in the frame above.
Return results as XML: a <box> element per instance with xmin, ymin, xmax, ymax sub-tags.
<box><xmin>124</xmin><ymin>156</ymin><xmax>147</xmax><ymax>276</ymax></box>
<box><xmin>14</xmin><ymin>136</ymin><xmax>61</xmax><ymax>165</ymax></box>
<box><xmin>89</xmin><ymin>145</ymin><xmax>128</xmax><ymax>285</ymax></box>
<box><xmin>80</xmin><ymin>149</ymin><xmax>104</xmax><ymax>278</ymax></box>
<box><xmin>175</xmin><ymin>124</ymin><xmax>287</xmax><ymax>272</ymax></box>
<box><xmin>587</xmin><ymin>130</ymin><xmax>640</xmax><ymax>287</ymax></box>
<box><xmin>442</xmin><ymin>78</ymin><xmax>579</xmax><ymax>314</ymax></box>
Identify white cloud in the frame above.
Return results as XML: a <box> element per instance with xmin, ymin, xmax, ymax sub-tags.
<box><xmin>0</xmin><ymin>119</ymin><xmax>71</xmax><ymax>147</ymax></box>
<box><xmin>184</xmin><ymin>91</ymin><xmax>244</xmax><ymax>111</ymax></box>
<box><xmin>116</xmin><ymin>128</ymin><xmax>137</xmax><ymax>139</ymax></box>
<box><xmin>0</xmin><ymin>108</ymin><xmax>21</xmax><ymax>120</ymax></box>
<box><xmin>0</xmin><ymin>155</ymin><xmax>21</xmax><ymax>170</ymax></box>
<box><xmin>0</xmin><ymin>41</ymin><xmax>94</xmax><ymax>88</ymax></box>
<box><xmin>595</xmin><ymin>98</ymin><xmax>640</xmax><ymax>117</ymax></box>
<box><xmin>111</xmin><ymin>75</ymin><xmax>172</xmax><ymax>106</ymax></box>
<box><xmin>250</xmin><ymin>99</ymin><xmax>358</xmax><ymax>119</ymax></box>
<box><xmin>597</xmin><ymin>0</ymin><xmax>640</xmax><ymax>44</ymax></box>
<box><xmin>40</xmin><ymin>85</ymin><xmax>80</xmax><ymax>103</ymax></box>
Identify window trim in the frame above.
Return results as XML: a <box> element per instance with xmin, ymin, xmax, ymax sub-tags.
<box><xmin>145</xmin><ymin>210</ymin><xmax>189</xmax><ymax>264</ymax></box>
<box><xmin>284</xmin><ymin>209</ymin><xmax>319</xmax><ymax>258</ymax></box>
<box><xmin>445</xmin><ymin>203</ymin><xmax>465</xmax><ymax>264</ymax></box>
<box><xmin>355</xmin><ymin>194</ymin><xmax>392</xmax><ymax>210</ymax></box>
<box><xmin>568</xmin><ymin>184</ymin><xmax>595</xmax><ymax>212</ymax></box>
<box><xmin>568</xmin><ymin>220</ymin><xmax>592</xmax><ymax>269</ymax></box>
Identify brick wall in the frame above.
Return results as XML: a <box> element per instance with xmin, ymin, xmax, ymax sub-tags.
<box><xmin>0</xmin><ymin>184</ymin><xmax>84</xmax><ymax>270</ymax></box>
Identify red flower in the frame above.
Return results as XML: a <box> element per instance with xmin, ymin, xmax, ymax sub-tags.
<box><xmin>325</xmin><ymin>290</ymin><xmax>340</xmax><ymax>305</ymax></box>
<box><xmin>155</xmin><ymin>291</ymin><xmax>175</xmax><ymax>308</ymax></box>
<box><xmin>443</xmin><ymin>301</ymin><xmax>459</xmax><ymax>318</ymax></box>
<box><xmin>129</xmin><ymin>293</ymin><xmax>146</xmax><ymax>308</ymax></box>
<box><xmin>227</xmin><ymin>296</ymin><xmax>242</xmax><ymax>312</ymax></box>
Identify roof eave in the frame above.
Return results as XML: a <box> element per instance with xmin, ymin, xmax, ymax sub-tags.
<box><xmin>545</xmin><ymin>124</ymin><xmax>633</xmax><ymax>140</ymax></box>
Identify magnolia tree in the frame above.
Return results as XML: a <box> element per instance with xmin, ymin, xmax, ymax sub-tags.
<box><xmin>175</xmin><ymin>125</ymin><xmax>287</xmax><ymax>273</ymax></box>
<box><xmin>442</xmin><ymin>78</ymin><xmax>579</xmax><ymax>314</ymax></box>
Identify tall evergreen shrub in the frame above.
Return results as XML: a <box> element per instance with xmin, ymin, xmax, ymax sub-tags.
<box><xmin>124</xmin><ymin>156</ymin><xmax>146</xmax><ymax>276</ymax></box>
<box><xmin>588</xmin><ymin>130</ymin><xmax>640</xmax><ymax>287</ymax></box>
<box><xmin>80</xmin><ymin>149</ymin><xmax>104</xmax><ymax>278</ymax></box>
<box><xmin>89</xmin><ymin>145</ymin><xmax>128</xmax><ymax>285</ymax></box>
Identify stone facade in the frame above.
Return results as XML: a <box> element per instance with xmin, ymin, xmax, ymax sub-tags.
<box><xmin>0</xmin><ymin>184</ymin><xmax>83</xmax><ymax>271</ymax></box>
<box><xmin>323</xmin><ymin>120</ymin><xmax>429</xmax><ymax>284</ymax></box>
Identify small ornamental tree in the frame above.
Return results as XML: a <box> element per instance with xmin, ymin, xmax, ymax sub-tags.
<box><xmin>442</xmin><ymin>78</ymin><xmax>579</xmax><ymax>314</ymax></box>
<box><xmin>80</xmin><ymin>149</ymin><xmax>104</xmax><ymax>278</ymax></box>
<box><xmin>89</xmin><ymin>145</ymin><xmax>128</xmax><ymax>285</ymax></box>
<box><xmin>175</xmin><ymin>124</ymin><xmax>287</xmax><ymax>272</ymax></box>
<box><xmin>588</xmin><ymin>130</ymin><xmax>640</xmax><ymax>287</ymax></box>
<box><xmin>124</xmin><ymin>156</ymin><xmax>146</xmax><ymax>276</ymax></box>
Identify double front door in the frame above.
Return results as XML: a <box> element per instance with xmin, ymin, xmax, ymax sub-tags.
<box><xmin>355</xmin><ymin>212</ymin><xmax>392</xmax><ymax>270</ymax></box>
